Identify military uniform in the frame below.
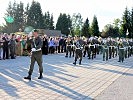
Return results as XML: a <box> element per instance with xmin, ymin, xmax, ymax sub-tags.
<box><xmin>24</xmin><ymin>30</ymin><xmax>43</xmax><ymax>80</ymax></box>
<box><xmin>91</xmin><ymin>39</ymin><xmax>97</xmax><ymax>59</ymax></box>
<box><xmin>114</xmin><ymin>40</ymin><xmax>118</xmax><ymax>57</ymax></box>
<box><xmin>71</xmin><ymin>38</ymin><xmax>75</xmax><ymax>57</ymax></box>
<box><xmin>83</xmin><ymin>40</ymin><xmax>89</xmax><ymax>57</ymax></box>
<box><xmin>73</xmin><ymin>38</ymin><xmax>84</xmax><ymax>65</ymax></box>
<box><xmin>123</xmin><ymin>40</ymin><xmax>128</xmax><ymax>59</ymax></box>
<box><xmin>87</xmin><ymin>42</ymin><xmax>92</xmax><ymax>59</ymax></box>
<box><xmin>118</xmin><ymin>41</ymin><xmax>125</xmax><ymax>62</ymax></box>
<box><xmin>108</xmin><ymin>40</ymin><xmax>112</xmax><ymax>59</ymax></box>
<box><xmin>129</xmin><ymin>39</ymin><xmax>133</xmax><ymax>56</ymax></box>
<box><xmin>111</xmin><ymin>40</ymin><xmax>118</xmax><ymax>58</ymax></box>
<box><xmin>102</xmin><ymin>42</ymin><xmax>108</xmax><ymax>61</ymax></box>
<box><xmin>65</xmin><ymin>38</ymin><xmax>73</xmax><ymax>57</ymax></box>
<box><xmin>29</xmin><ymin>36</ymin><xmax>43</xmax><ymax>75</ymax></box>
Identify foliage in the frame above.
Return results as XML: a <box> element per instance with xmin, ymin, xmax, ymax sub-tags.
<box><xmin>3</xmin><ymin>1</ymin><xmax>24</xmax><ymax>33</ymax></box>
<box><xmin>56</xmin><ymin>13</ymin><xmax>72</xmax><ymax>36</ymax></box>
<box><xmin>81</xmin><ymin>18</ymin><xmax>90</xmax><ymax>37</ymax></box>
<box><xmin>1</xmin><ymin>0</ymin><xmax>133</xmax><ymax>38</ymax></box>
<box><xmin>120</xmin><ymin>7</ymin><xmax>130</xmax><ymax>38</ymax></box>
<box><xmin>26</xmin><ymin>1</ymin><xmax>44</xmax><ymax>29</ymax></box>
<box><xmin>90</xmin><ymin>15</ymin><xmax>99</xmax><ymax>36</ymax></box>
<box><xmin>101</xmin><ymin>24</ymin><xmax>119</xmax><ymax>38</ymax></box>
<box><xmin>71</xmin><ymin>13</ymin><xmax>83</xmax><ymax>36</ymax></box>
<box><xmin>43</xmin><ymin>11</ymin><xmax>54</xmax><ymax>29</ymax></box>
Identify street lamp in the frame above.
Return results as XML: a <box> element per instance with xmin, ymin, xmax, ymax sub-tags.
<box><xmin>68</xmin><ymin>27</ymin><xmax>71</xmax><ymax>36</ymax></box>
<box><xmin>126</xmin><ymin>29</ymin><xmax>129</xmax><ymax>38</ymax></box>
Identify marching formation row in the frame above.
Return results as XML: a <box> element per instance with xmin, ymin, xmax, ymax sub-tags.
<box><xmin>64</xmin><ymin>36</ymin><xmax>133</xmax><ymax>64</ymax></box>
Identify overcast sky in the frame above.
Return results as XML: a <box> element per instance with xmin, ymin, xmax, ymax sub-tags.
<box><xmin>0</xmin><ymin>0</ymin><xmax>132</xmax><ymax>31</ymax></box>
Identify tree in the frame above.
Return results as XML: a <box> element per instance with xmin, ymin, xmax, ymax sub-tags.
<box><xmin>101</xmin><ymin>24</ymin><xmax>119</xmax><ymax>38</ymax></box>
<box><xmin>112</xmin><ymin>18</ymin><xmax>121</xmax><ymax>37</ymax></box>
<box><xmin>90</xmin><ymin>15</ymin><xmax>99</xmax><ymax>36</ymax></box>
<box><xmin>71</xmin><ymin>13</ymin><xmax>83</xmax><ymax>36</ymax></box>
<box><xmin>67</xmin><ymin>15</ymin><xmax>72</xmax><ymax>35</ymax></box>
<box><xmin>120</xmin><ymin>7</ymin><xmax>130</xmax><ymax>38</ymax></box>
<box><xmin>3</xmin><ymin>1</ymin><xmax>25</xmax><ymax>33</ymax></box>
<box><xmin>23</xmin><ymin>3</ymin><xmax>30</xmax><ymax>27</ymax></box>
<box><xmin>27</xmin><ymin>1</ymin><xmax>44</xmax><ymax>29</ymax></box>
<box><xmin>4</xmin><ymin>1</ymin><xmax>16</xmax><ymax>33</ymax></box>
<box><xmin>130</xmin><ymin>7</ymin><xmax>133</xmax><ymax>38</ymax></box>
<box><xmin>81</xmin><ymin>18</ymin><xmax>90</xmax><ymax>37</ymax></box>
<box><xmin>15</xmin><ymin>1</ymin><xmax>24</xmax><ymax>31</ymax></box>
<box><xmin>43</xmin><ymin>11</ymin><xmax>54</xmax><ymax>29</ymax></box>
<box><xmin>49</xmin><ymin>14</ymin><xmax>54</xmax><ymax>29</ymax></box>
<box><xmin>56</xmin><ymin>13</ymin><xmax>72</xmax><ymax>36</ymax></box>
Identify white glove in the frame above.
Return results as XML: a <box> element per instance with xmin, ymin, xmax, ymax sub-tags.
<box><xmin>80</xmin><ymin>47</ymin><xmax>83</xmax><ymax>49</ymax></box>
<box><xmin>31</xmin><ymin>48</ymin><xmax>36</xmax><ymax>52</ymax></box>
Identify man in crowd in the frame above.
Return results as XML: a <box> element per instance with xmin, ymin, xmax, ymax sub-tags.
<box><xmin>2</xmin><ymin>33</ymin><xmax>9</xmax><ymax>60</ymax></box>
<box><xmin>9</xmin><ymin>33</ymin><xmax>16</xmax><ymax>59</ymax></box>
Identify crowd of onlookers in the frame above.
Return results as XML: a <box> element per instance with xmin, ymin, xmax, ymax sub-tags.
<box><xmin>0</xmin><ymin>33</ymin><xmax>26</xmax><ymax>60</ymax></box>
<box><xmin>0</xmin><ymin>33</ymin><xmax>71</xmax><ymax>60</ymax></box>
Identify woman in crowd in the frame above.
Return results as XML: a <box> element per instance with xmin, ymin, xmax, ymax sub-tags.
<box><xmin>15</xmin><ymin>35</ymin><xmax>23</xmax><ymax>56</ymax></box>
<box><xmin>54</xmin><ymin>37</ymin><xmax>59</xmax><ymax>53</ymax></box>
<box><xmin>42</xmin><ymin>36</ymin><xmax>48</xmax><ymax>55</ymax></box>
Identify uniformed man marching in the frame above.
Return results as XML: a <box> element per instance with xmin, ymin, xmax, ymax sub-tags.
<box><xmin>118</xmin><ymin>39</ymin><xmax>125</xmax><ymax>62</ymax></box>
<box><xmin>102</xmin><ymin>38</ymin><xmax>109</xmax><ymax>61</ymax></box>
<box><xmin>73</xmin><ymin>36</ymin><xmax>84</xmax><ymax>65</ymax></box>
<box><xmin>24</xmin><ymin>29</ymin><xmax>43</xmax><ymax>80</ymax></box>
<box><xmin>65</xmin><ymin>37</ymin><xmax>73</xmax><ymax>58</ymax></box>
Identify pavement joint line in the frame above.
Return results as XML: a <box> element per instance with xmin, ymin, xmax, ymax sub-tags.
<box><xmin>0</xmin><ymin>54</ymin><xmax>133</xmax><ymax>100</ymax></box>
<box><xmin>75</xmin><ymin>67</ymin><xmax>131</xmax><ymax>99</ymax></box>
<box><xmin>87</xmin><ymin>67</ymin><xmax>132</xmax><ymax>99</ymax></box>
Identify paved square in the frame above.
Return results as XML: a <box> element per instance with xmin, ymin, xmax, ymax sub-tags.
<box><xmin>0</xmin><ymin>53</ymin><xmax>133</xmax><ymax>100</ymax></box>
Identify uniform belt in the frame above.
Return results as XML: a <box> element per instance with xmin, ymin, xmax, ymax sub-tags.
<box><xmin>32</xmin><ymin>48</ymin><xmax>41</xmax><ymax>52</ymax></box>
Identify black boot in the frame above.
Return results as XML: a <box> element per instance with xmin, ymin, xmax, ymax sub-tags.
<box><xmin>65</xmin><ymin>55</ymin><xmax>68</xmax><ymax>57</ymax></box>
<box><xmin>24</xmin><ymin>75</ymin><xmax>31</xmax><ymax>80</ymax></box>
<box><xmin>73</xmin><ymin>61</ymin><xmax>76</xmax><ymax>65</ymax></box>
<box><xmin>79</xmin><ymin>60</ymin><xmax>81</xmax><ymax>65</ymax></box>
<box><xmin>38</xmin><ymin>73</ymin><xmax>43</xmax><ymax>79</ymax></box>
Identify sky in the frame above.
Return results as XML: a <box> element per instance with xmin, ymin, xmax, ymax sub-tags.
<box><xmin>0</xmin><ymin>0</ymin><xmax>132</xmax><ymax>31</ymax></box>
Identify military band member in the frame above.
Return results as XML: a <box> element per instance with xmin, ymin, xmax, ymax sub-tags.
<box><xmin>83</xmin><ymin>38</ymin><xmax>89</xmax><ymax>57</ymax></box>
<box><xmin>65</xmin><ymin>37</ymin><xmax>73</xmax><ymax>57</ymax></box>
<box><xmin>108</xmin><ymin>38</ymin><xmax>113</xmax><ymax>59</ymax></box>
<box><xmin>91</xmin><ymin>38</ymin><xmax>97</xmax><ymax>59</ymax></box>
<box><xmin>118</xmin><ymin>40</ymin><xmax>124</xmax><ymax>62</ymax></box>
<box><xmin>114</xmin><ymin>39</ymin><xmax>118</xmax><ymax>57</ymax></box>
<box><xmin>24</xmin><ymin>29</ymin><xmax>43</xmax><ymax>80</ymax></box>
<box><xmin>123</xmin><ymin>39</ymin><xmax>128</xmax><ymax>59</ymax></box>
<box><xmin>111</xmin><ymin>39</ymin><xmax>117</xmax><ymax>58</ymax></box>
<box><xmin>128</xmin><ymin>39</ymin><xmax>133</xmax><ymax>56</ymax></box>
<box><xmin>87</xmin><ymin>40</ymin><xmax>92</xmax><ymax>59</ymax></box>
<box><xmin>98</xmin><ymin>37</ymin><xmax>103</xmax><ymax>54</ymax></box>
<box><xmin>73</xmin><ymin>36</ymin><xmax>84</xmax><ymax>65</ymax></box>
<box><xmin>102</xmin><ymin>39</ymin><xmax>109</xmax><ymax>61</ymax></box>
<box><xmin>71</xmin><ymin>37</ymin><xmax>75</xmax><ymax>57</ymax></box>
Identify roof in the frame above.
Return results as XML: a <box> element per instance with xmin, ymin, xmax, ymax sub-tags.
<box><xmin>37</xmin><ymin>29</ymin><xmax>63</xmax><ymax>37</ymax></box>
<box><xmin>15</xmin><ymin>32</ymin><xmax>26</xmax><ymax>36</ymax></box>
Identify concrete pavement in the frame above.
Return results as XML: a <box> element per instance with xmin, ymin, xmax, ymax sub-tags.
<box><xmin>95</xmin><ymin>65</ymin><xmax>133</xmax><ymax>100</ymax></box>
<box><xmin>0</xmin><ymin>53</ymin><xmax>133</xmax><ymax>100</ymax></box>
